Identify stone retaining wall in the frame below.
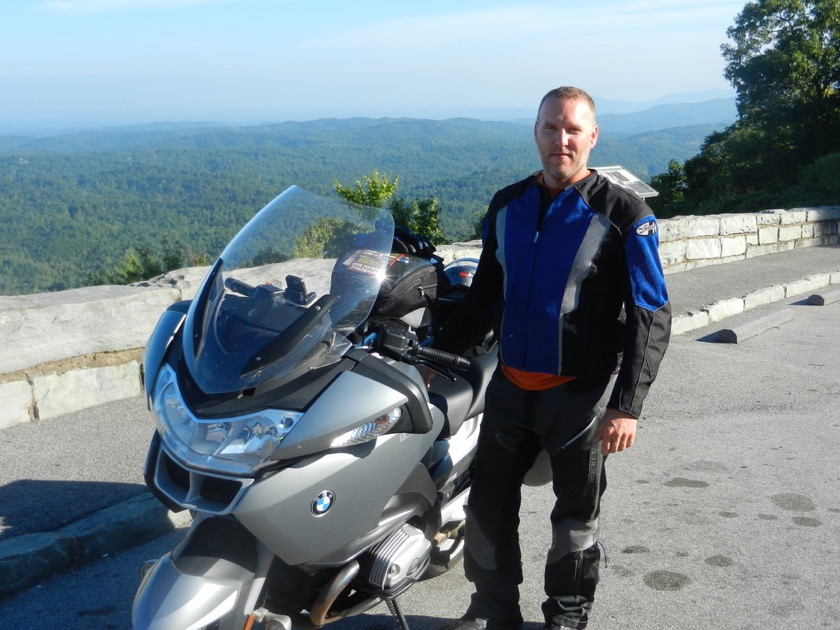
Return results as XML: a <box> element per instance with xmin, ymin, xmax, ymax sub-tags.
<box><xmin>659</xmin><ymin>206</ymin><xmax>840</xmax><ymax>271</ymax></box>
<box><xmin>2</xmin><ymin>205</ymin><xmax>839</xmax><ymax>428</ymax></box>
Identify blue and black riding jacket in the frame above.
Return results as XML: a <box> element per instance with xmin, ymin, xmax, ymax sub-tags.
<box><xmin>435</xmin><ymin>170</ymin><xmax>671</xmax><ymax>418</ymax></box>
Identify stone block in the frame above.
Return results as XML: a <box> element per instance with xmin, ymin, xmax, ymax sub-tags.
<box><xmin>685</xmin><ymin>237</ymin><xmax>722</xmax><ymax>261</ymax></box>
<box><xmin>744</xmin><ymin>285</ymin><xmax>786</xmax><ymax>310</ymax></box>
<box><xmin>133</xmin><ymin>266</ymin><xmax>210</xmax><ymax>302</ymax></box>
<box><xmin>757</xmin><ymin>225</ymin><xmax>779</xmax><ymax>244</ymax></box>
<box><xmin>659</xmin><ymin>216</ymin><xmax>721</xmax><ymax>240</ymax></box>
<box><xmin>778</xmin><ymin>225</ymin><xmax>802</xmax><ymax>242</ymax></box>
<box><xmin>755</xmin><ymin>210</ymin><xmax>784</xmax><ymax>225</ymax></box>
<box><xmin>720</xmin><ymin>235</ymin><xmax>747</xmax><ymax>258</ymax></box>
<box><xmin>32</xmin><ymin>362</ymin><xmax>142</xmax><ymax>421</ymax></box>
<box><xmin>779</xmin><ymin>209</ymin><xmax>809</xmax><ymax>225</ymax></box>
<box><xmin>785</xmin><ymin>275</ymin><xmax>829</xmax><ymax>299</ymax></box>
<box><xmin>813</xmin><ymin>221</ymin><xmax>838</xmax><ymax>237</ymax></box>
<box><xmin>798</xmin><ymin>237</ymin><xmax>829</xmax><ymax>248</ymax></box>
<box><xmin>705</xmin><ymin>297</ymin><xmax>745</xmax><ymax>322</ymax></box>
<box><xmin>719</xmin><ymin>214</ymin><xmax>756</xmax><ymax>235</ymax></box>
<box><xmin>671</xmin><ymin>311</ymin><xmax>710</xmax><ymax>335</ymax></box>
<box><xmin>0</xmin><ymin>286</ymin><xmax>179</xmax><ymax>374</ymax></box>
<box><xmin>0</xmin><ymin>380</ymin><xmax>33</xmax><ymax>429</ymax></box>
<box><xmin>806</xmin><ymin>207</ymin><xmax>840</xmax><ymax>222</ymax></box>
<box><xmin>658</xmin><ymin>240</ymin><xmax>687</xmax><ymax>266</ymax></box>
<box><xmin>748</xmin><ymin>241</ymin><xmax>793</xmax><ymax>258</ymax></box>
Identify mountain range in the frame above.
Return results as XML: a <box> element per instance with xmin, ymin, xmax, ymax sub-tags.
<box><xmin>0</xmin><ymin>96</ymin><xmax>737</xmax><ymax>295</ymax></box>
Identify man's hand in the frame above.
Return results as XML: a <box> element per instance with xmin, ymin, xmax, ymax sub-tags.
<box><xmin>596</xmin><ymin>408</ymin><xmax>637</xmax><ymax>455</ymax></box>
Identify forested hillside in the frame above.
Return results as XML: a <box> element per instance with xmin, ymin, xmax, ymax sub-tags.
<box><xmin>0</xmin><ymin>118</ymin><xmax>718</xmax><ymax>295</ymax></box>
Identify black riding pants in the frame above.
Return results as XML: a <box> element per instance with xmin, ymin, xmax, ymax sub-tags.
<box><xmin>462</xmin><ymin>371</ymin><xmax>612</xmax><ymax>629</ymax></box>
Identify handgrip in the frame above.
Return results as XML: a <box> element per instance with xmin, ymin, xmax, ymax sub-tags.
<box><xmin>413</xmin><ymin>344</ymin><xmax>471</xmax><ymax>371</ymax></box>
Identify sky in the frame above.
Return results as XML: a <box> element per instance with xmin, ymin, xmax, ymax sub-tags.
<box><xmin>0</xmin><ymin>0</ymin><xmax>747</xmax><ymax>131</ymax></box>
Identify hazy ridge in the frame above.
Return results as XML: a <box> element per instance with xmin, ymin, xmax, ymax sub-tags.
<box><xmin>0</xmin><ymin>99</ymin><xmax>735</xmax><ymax>295</ymax></box>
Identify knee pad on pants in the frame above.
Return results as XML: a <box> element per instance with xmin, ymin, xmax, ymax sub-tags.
<box><xmin>544</xmin><ymin>543</ymin><xmax>600</xmax><ymax>601</ymax></box>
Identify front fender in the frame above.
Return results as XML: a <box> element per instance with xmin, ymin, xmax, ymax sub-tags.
<box><xmin>132</xmin><ymin>553</ymin><xmax>247</xmax><ymax>630</ymax></box>
<box><xmin>132</xmin><ymin>517</ymin><xmax>257</xmax><ymax>630</ymax></box>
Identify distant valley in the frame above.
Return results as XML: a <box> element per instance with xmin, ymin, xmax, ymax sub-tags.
<box><xmin>0</xmin><ymin>98</ymin><xmax>736</xmax><ymax>295</ymax></box>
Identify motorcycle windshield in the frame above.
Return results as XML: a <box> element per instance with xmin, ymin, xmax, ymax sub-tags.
<box><xmin>182</xmin><ymin>185</ymin><xmax>395</xmax><ymax>394</ymax></box>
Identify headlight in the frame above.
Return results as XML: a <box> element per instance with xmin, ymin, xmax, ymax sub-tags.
<box><xmin>330</xmin><ymin>407</ymin><xmax>402</xmax><ymax>448</ymax></box>
<box><xmin>152</xmin><ymin>365</ymin><xmax>302</xmax><ymax>471</ymax></box>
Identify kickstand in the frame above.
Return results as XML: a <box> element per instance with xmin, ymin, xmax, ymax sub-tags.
<box><xmin>386</xmin><ymin>597</ymin><xmax>410</xmax><ymax>630</ymax></box>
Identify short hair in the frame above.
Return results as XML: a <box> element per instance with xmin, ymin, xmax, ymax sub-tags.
<box><xmin>537</xmin><ymin>86</ymin><xmax>596</xmax><ymax>120</ymax></box>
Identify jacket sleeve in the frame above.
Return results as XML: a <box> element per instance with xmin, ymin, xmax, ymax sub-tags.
<box><xmin>432</xmin><ymin>202</ymin><xmax>504</xmax><ymax>356</ymax></box>
<box><xmin>607</xmin><ymin>214</ymin><xmax>671</xmax><ymax>417</ymax></box>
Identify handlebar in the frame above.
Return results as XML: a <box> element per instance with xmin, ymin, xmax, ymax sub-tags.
<box><xmin>411</xmin><ymin>344</ymin><xmax>471</xmax><ymax>371</ymax></box>
<box><xmin>372</xmin><ymin>325</ymin><xmax>470</xmax><ymax>372</ymax></box>
<box><xmin>224</xmin><ymin>277</ymin><xmax>256</xmax><ymax>297</ymax></box>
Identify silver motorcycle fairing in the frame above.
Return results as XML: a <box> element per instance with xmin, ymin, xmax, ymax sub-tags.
<box><xmin>277</xmin><ymin>369</ymin><xmax>411</xmax><ymax>459</ymax></box>
<box><xmin>142</xmin><ymin>308</ymin><xmax>185</xmax><ymax>409</ymax></box>
<box><xmin>235</xmin><ymin>402</ymin><xmax>445</xmax><ymax>567</ymax></box>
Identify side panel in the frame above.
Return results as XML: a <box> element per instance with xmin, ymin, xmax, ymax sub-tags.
<box><xmin>236</xmin><ymin>425</ymin><xmax>441</xmax><ymax>567</ymax></box>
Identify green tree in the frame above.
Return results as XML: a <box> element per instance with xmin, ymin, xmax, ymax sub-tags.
<box><xmin>722</xmin><ymin>0</ymin><xmax>840</xmax><ymax>165</ymax></box>
<box><xmin>86</xmin><ymin>239</ymin><xmax>200</xmax><ymax>286</ymax></box>
<box><xmin>648</xmin><ymin>160</ymin><xmax>688</xmax><ymax>217</ymax></box>
<box><xmin>388</xmin><ymin>196</ymin><xmax>449</xmax><ymax>245</ymax></box>
<box><xmin>653</xmin><ymin>0</ymin><xmax>840</xmax><ymax>214</ymax></box>
<box><xmin>293</xmin><ymin>217</ymin><xmax>361</xmax><ymax>259</ymax></box>
<box><xmin>333</xmin><ymin>170</ymin><xmax>399</xmax><ymax>208</ymax></box>
<box><xmin>292</xmin><ymin>171</ymin><xmax>400</xmax><ymax>259</ymax></box>
<box><xmin>334</xmin><ymin>169</ymin><xmax>449</xmax><ymax>244</ymax></box>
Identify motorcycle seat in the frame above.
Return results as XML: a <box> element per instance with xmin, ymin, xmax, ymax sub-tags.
<box><xmin>428</xmin><ymin>351</ymin><xmax>497</xmax><ymax>437</ymax></box>
<box><xmin>428</xmin><ymin>375</ymin><xmax>473</xmax><ymax>438</ymax></box>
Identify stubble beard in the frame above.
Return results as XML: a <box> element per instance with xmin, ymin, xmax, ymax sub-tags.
<box><xmin>545</xmin><ymin>152</ymin><xmax>586</xmax><ymax>188</ymax></box>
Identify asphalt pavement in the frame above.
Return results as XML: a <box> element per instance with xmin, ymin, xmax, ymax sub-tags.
<box><xmin>0</xmin><ymin>244</ymin><xmax>838</xmax><ymax>626</ymax></box>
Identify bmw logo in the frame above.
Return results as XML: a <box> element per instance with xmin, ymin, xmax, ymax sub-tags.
<box><xmin>311</xmin><ymin>490</ymin><xmax>335</xmax><ymax>516</ymax></box>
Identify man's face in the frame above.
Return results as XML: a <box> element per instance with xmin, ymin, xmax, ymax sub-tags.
<box><xmin>534</xmin><ymin>97</ymin><xmax>599</xmax><ymax>189</ymax></box>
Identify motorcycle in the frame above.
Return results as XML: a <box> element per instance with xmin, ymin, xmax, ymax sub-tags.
<box><xmin>132</xmin><ymin>185</ymin><xmax>496</xmax><ymax>630</ymax></box>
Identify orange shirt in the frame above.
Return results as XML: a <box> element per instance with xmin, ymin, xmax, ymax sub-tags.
<box><xmin>500</xmin><ymin>364</ymin><xmax>577</xmax><ymax>391</ymax></box>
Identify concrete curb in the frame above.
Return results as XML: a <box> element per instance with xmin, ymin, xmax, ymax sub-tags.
<box><xmin>671</xmin><ymin>271</ymin><xmax>840</xmax><ymax>336</ymax></box>
<box><xmin>0</xmin><ymin>492</ymin><xmax>191</xmax><ymax>599</ymax></box>
<box><xmin>714</xmin><ymin>308</ymin><xmax>795</xmax><ymax>344</ymax></box>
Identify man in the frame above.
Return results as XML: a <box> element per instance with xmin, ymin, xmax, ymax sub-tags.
<box><xmin>431</xmin><ymin>86</ymin><xmax>671</xmax><ymax>629</ymax></box>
